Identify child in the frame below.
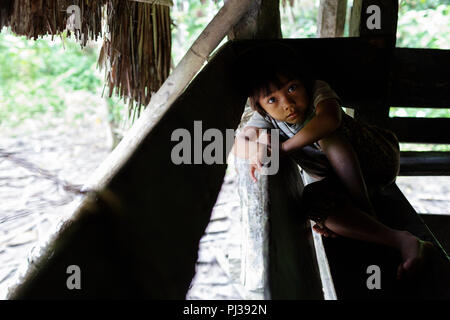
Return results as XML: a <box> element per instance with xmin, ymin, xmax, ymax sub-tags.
<box><xmin>232</xmin><ymin>44</ymin><xmax>433</xmax><ymax>280</ymax></box>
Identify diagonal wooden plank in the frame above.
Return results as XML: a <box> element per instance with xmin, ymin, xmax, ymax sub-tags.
<box><xmin>8</xmin><ymin>43</ymin><xmax>247</xmax><ymax>299</ymax></box>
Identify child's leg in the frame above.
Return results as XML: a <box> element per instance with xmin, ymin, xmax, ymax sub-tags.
<box><xmin>302</xmin><ymin>176</ymin><xmax>432</xmax><ymax>279</ymax></box>
<box><xmin>323</xmin><ymin>201</ymin><xmax>433</xmax><ymax>280</ymax></box>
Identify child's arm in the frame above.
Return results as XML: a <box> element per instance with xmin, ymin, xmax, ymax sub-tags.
<box><xmin>318</xmin><ymin>131</ymin><xmax>375</xmax><ymax>214</ymax></box>
<box><xmin>232</xmin><ymin>126</ymin><xmax>271</xmax><ymax>181</ymax></box>
<box><xmin>232</xmin><ymin>126</ymin><xmax>266</xmax><ymax>160</ymax></box>
<box><xmin>281</xmin><ymin>98</ymin><xmax>342</xmax><ymax>154</ymax></box>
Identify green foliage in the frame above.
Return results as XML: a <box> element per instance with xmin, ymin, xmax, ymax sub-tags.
<box><xmin>400</xmin><ymin>143</ymin><xmax>450</xmax><ymax>151</ymax></box>
<box><xmin>171</xmin><ymin>0</ymin><xmax>224</xmax><ymax>66</ymax></box>
<box><xmin>1</xmin><ymin>0</ymin><xmax>449</xmax><ymax>134</ymax></box>
<box><xmin>280</xmin><ymin>0</ymin><xmax>318</xmax><ymax>38</ymax></box>
<box><xmin>399</xmin><ymin>0</ymin><xmax>449</xmax><ymax>11</ymax></box>
<box><xmin>397</xmin><ymin>0</ymin><xmax>450</xmax><ymax>49</ymax></box>
<box><xmin>393</xmin><ymin>1</ymin><xmax>450</xmax><ymax>151</ymax></box>
<box><xmin>0</xmin><ymin>29</ymin><xmax>101</xmax><ymax>126</ymax></box>
<box><xmin>390</xmin><ymin>107</ymin><xmax>450</xmax><ymax>118</ymax></box>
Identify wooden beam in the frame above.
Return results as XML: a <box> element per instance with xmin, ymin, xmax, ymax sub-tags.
<box><xmin>232</xmin><ymin>37</ymin><xmax>390</xmax><ymax>100</ymax></box>
<box><xmin>387</xmin><ymin>117</ymin><xmax>450</xmax><ymax>144</ymax></box>
<box><xmin>228</xmin><ymin>0</ymin><xmax>282</xmax><ymax>40</ymax></box>
<box><xmin>232</xmin><ymin>36</ymin><xmax>392</xmax><ymax>125</ymax></box>
<box><xmin>349</xmin><ymin>0</ymin><xmax>363</xmax><ymax>36</ymax></box>
<box><xmin>8</xmin><ymin>41</ymin><xmax>247</xmax><ymax>300</ymax></box>
<box><xmin>318</xmin><ymin>0</ymin><xmax>348</xmax><ymax>38</ymax></box>
<box><xmin>230</xmin><ymin>0</ymin><xmax>321</xmax><ymax>300</ymax></box>
<box><xmin>231</xmin><ymin>38</ymin><xmax>449</xmax><ymax>127</ymax></box>
<box><xmin>389</xmin><ymin>48</ymin><xmax>450</xmax><ymax>109</ymax></box>
<box><xmin>349</xmin><ymin>0</ymin><xmax>399</xmax><ymax>40</ymax></box>
<box><xmin>400</xmin><ymin>152</ymin><xmax>450</xmax><ymax>176</ymax></box>
<box><xmin>230</xmin><ymin>0</ymin><xmax>324</xmax><ymax>299</ymax></box>
<box><xmin>317</xmin><ymin>0</ymin><xmax>350</xmax><ymax>115</ymax></box>
<box><xmin>235</xmin><ymin>157</ymin><xmax>326</xmax><ymax>299</ymax></box>
<box><xmin>268</xmin><ymin>159</ymin><xmax>324</xmax><ymax>299</ymax></box>
<box><xmin>342</xmin><ymin>47</ymin><xmax>450</xmax><ymax>118</ymax></box>
<box><xmin>348</xmin><ymin>0</ymin><xmax>399</xmax><ymax>125</ymax></box>
<box><xmin>235</xmin><ymin>158</ymin><xmax>271</xmax><ymax>299</ymax></box>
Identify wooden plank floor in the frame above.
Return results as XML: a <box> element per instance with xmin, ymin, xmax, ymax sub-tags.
<box><xmin>186</xmin><ymin>157</ymin><xmax>256</xmax><ymax>300</ymax></box>
<box><xmin>419</xmin><ymin>214</ymin><xmax>450</xmax><ymax>257</ymax></box>
<box><xmin>322</xmin><ymin>183</ymin><xmax>450</xmax><ymax>300</ymax></box>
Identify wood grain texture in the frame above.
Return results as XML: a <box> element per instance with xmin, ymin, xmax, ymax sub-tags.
<box><xmin>317</xmin><ymin>0</ymin><xmax>347</xmax><ymax>38</ymax></box>
<box><xmin>323</xmin><ymin>183</ymin><xmax>450</xmax><ymax>300</ymax></box>
<box><xmin>400</xmin><ymin>152</ymin><xmax>450</xmax><ymax>176</ymax></box>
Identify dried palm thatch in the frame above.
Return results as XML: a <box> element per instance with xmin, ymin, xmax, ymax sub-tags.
<box><xmin>1</xmin><ymin>0</ymin><xmax>172</xmax><ymax>117</ymax></box>
<box><xmin>3</xmin><ymin>0</ymin><xmax>104</xmax><ymax>45</ymax></box>
<box><xmin>98</xmin><ymin>0</ymin><xmax>172</xmax><ymax>119</ymax></box>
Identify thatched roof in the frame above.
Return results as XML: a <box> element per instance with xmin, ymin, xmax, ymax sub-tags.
<box><xmin>0</xmin><ymin>0</ymin><xmax>172</xmax><ymax>116</ymax></box>
<box><xmin>0</xmin><ymin>1</ymin><xmax>105</xmax><ymax>43</ymax></box>
<box><xmin>99</xmin><ymin>0</ymin><xmax>172</xmax><ymax>119</ymax></box>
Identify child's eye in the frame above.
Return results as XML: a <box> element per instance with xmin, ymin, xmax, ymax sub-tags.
<box><xmin>268</xmin><ymin>97</ymin><xmax>275</xmax><ymax>104</ymax></box>
<box><xmin>288</xmin><ymin>84</ymin><xmax>297</xmax><ymax>93</ymax></box>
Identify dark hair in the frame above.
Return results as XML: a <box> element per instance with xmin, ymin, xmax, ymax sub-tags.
<box><xmin>234</xmin><ymin>43</ymin><xmax>314</xmax><ymax>117</ymax></box>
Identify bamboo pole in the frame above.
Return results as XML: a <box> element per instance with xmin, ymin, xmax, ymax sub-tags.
<box><xmin>84</xmin><ymin>0</ymin><xmax>255</xmax><ymax>191</ymax></box>
<box><xmin>130</xmin><ymin>0</ymin><xmax>173</xmax><ymax>6</ymax></box>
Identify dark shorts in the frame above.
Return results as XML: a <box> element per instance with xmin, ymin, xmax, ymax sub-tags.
<box><xmin>339</xmin><ymin>115</ymin><xmax>400</xmax><ymax>188</ymax></box>
<box><xmin>291</xmin><ymin>114</ymin><xmax>401</xmax><ymax>189</ymax></box>
<box><xmin>301</xmin><ymin>176</ymin><xmax>352</xmax><ymax>225</ymax></box>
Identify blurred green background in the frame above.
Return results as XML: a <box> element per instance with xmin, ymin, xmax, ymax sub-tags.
<box><xmin>0</xmin><ymin>0</ymin><xmax>449</xmax><ymax>149</ymax></box>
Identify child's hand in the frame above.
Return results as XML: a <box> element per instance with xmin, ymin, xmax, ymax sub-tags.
<box><xmin>257</xmin><ymin>130</ymin><xmax>271</xmax><ymax>146</ymax></box>
<box><xmin>248</xmin><ymin>142</ymin><xmax>270</xmax><ymax>183</ymax></box>
<box><xmin>312</xmin><ymin>223</ymin><xmax>338</xmax><ymax>238</ymax></box>
<box><xmin>249</xmin><ymin>163</ymin><xmax>260</xmax><ymax>183</ymax></box>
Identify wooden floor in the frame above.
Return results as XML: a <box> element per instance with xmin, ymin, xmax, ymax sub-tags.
<box><xmin>419</xmin><ymin>214</ymin><xmax>450</xmax><ymax>255</ymax></box>
<box><xmin>186</xmin><ymin>156</ymin><xmax>264</xmax><ymax>300</ymax></box>
<box><xmin>322</xmin><ymin>183</ymin><xmax>450</xmax><ymax>300</ymax></box>
<box><xmin>1</xmin><ymin>118</ymin><xmax>449</xmax><ymax>299</ymax></box>
<box><xmin>186</xmin><ymin>166</ymin><xmax>245</xmax><ymax>300</ymax></box>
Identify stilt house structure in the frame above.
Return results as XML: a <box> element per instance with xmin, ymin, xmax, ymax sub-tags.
<box><xmin>2</xmin><ymin>0</ymin><xmax>450</xmax><ymax>299</ymax></box>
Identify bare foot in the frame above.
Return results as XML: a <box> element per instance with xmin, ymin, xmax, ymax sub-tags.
<box><xmin>397</xmin><ymin>231</ymin><xmax>433</xmax><ymax>280</ymax></box>
<box><xmin>313</xmin><ymin>224</ymin><xmax>338</xmax><ymax>238</ymax></box>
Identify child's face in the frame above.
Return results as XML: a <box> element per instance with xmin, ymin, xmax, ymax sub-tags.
<box><xmin>257</xmin><ymin>75</ymin><xmax>310</xmax><ymax>125</ymax></box>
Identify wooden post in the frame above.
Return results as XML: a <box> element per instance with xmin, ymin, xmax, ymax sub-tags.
<box><xmin>350</xmin><ymin>0</ymin><xmax>399</xmax><ymax>41</ymax></box>
<box><xmin>267</xmin><ymin>158</ymin><xmax>324</xmax><ymax>299</ymax></box>
<box><xmin>348</xmin><ymin>0</ymin><xmax>399</xmax><ymax>126</ymax></box>
<box><xmin>229</xmin><ymin>0</ymin><xmax>282</xmax><ymax>300</ymax></box>
<box><xmin>228</xmin><ymin>0</ymin><xmax>282</xmax><ymax>40</ymax></box>
<box><xmin>317</xmin><ymin>0</ymin><xmax>352</xmax><ymax>117</ymax></box>
<box><xmin>349</xmin><ymin>0</ymin><xmax>363</xmax><ymax>37</ymax></box>
<box><xmin>230</xmin><ymin>0</ymin><xmax>325</xmax><ymax>299</ymax></box>
<box><xmin>317</xmin><ymin>0</ymin><xmax>348</xmax><ymax>38</ymax></box>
